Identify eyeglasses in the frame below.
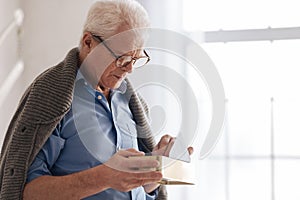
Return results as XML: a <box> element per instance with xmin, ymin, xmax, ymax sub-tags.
<box><xmin>91</xmin><ymin>33</ymin><xmax>150</xmax><ymax>68</ymax></box>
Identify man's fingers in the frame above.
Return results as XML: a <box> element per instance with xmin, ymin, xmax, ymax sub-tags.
<box><xmin>111</xmin><ymin>171</ymin><xmax>162</xmax><ymax>192</ymax></box>
<box><xmin>126</xmin><ymin>172</ymin><xmax>162</xmax><ymax>190</ymax></box>
<box><xmin>163</xmin><ymin>138</ymin><xmax>175</xmax><ymax>156</ymax></box>
<box><xmin>188</xmin><ymin>147</ymin><xmax>194</xmax><ymax>155</ymax></box>
<box><xmin>134</xmin><ymin>171</ymin><xmax>162</xmax><ymax>181</ymax></box>
<box><xmin>127</xmin><ymin>156</ymin><xmax>160</xmax><ymax>171</ymax></box>
<box><xmin>157</xmin><ymin>134</ymin><xmax>174</xmax><ymax>149</ymax></box>
<box><xmin>118</xmin><ymin>149</ymin><xmax>145</xmax><ymax>157</ymax></box>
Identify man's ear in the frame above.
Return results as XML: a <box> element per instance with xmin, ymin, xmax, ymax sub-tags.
<box><xmin>81</xmin><ymin>32</ymin><xmax>93</xmax><ymax>52</ymax></box>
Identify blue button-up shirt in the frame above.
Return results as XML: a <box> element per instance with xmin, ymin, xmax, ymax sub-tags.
<box><xmin>26</xmin><ymin>71</ymin><xmax>156</xmax><ymax>200</ymax></box>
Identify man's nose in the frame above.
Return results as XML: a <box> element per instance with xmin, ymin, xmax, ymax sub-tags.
<box><xmin>122</xmin><ymin>60</ymin><xmax>134</xmax><ymax>73</ymax></box>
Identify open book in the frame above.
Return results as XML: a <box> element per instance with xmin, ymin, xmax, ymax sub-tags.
<box><xmin>129</xmin><ymin>155</ymin><xmax>195</xmax><ymax>185</ymax></box>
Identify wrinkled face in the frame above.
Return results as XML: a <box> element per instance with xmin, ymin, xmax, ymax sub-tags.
<box><xmin>80</xmin><ymin>29</ymin><xmax>149</xmax><ymax>91</ymax></box>
<box><xmin>98</xmin><ymin>49</ymin><xmax>142</xmax><ymax>89</ymax></box>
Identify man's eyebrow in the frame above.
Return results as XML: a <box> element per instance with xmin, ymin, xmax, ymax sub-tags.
<box><xmin>116</xmin><ymin>50</ymin><xmax>142</xmax><ymax>57</ymax></box>
<box><xmin>113</xmin><ymin>50</ymin><xmax>125</xmax><ymax>56</ymax></box>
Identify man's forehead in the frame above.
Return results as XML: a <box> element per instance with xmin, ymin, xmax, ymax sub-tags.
<box><xmin>108</xmin><ymin>39</ymin><xmax>143</xmax><ymax>54</ymax></box>
<box><xmin>105</xmin><ymin>28</ymin><xmax>146</xmax><ymax>55</ymax></box>
<box><xmin>118</xmin><ymin>49</ymin><xmax>143</xmax><ymax>57</ymax></box>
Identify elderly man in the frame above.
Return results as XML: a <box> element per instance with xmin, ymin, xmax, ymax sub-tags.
<box><xmin>0</xmin><ymin>0</ymin><xmax>193</xmax><ymax>199</ymax></box>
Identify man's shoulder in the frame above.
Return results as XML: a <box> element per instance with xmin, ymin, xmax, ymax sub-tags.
<box><xmin>32</xmin><ymin>48</ymin><xmax>79</xmax><ymax>88</ymax></box>
<box><xmin>18</xmin><ymin>48</ymin><xmax>80</xmax><ymax>123</ymax></box>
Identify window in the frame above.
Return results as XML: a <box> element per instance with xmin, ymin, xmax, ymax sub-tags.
<box><xmin>167</xmin><ymin>1</ymin><xmax>300</xmax><ymax>200</ymax></box>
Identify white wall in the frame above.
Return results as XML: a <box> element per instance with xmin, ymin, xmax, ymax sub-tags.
<box><xmin>20</xmin><ymin>0</ymin><xmax>94</xmax><ymax>85</ymax></box>
<box><xmin>0</xmin><ymin>0</ymin><xmax>22</xmax><ymax>146</ymax></box>
<box><xmin>0</xmin><ymin>0</ymin><xmax>95</xmax><ymax>145</ymax></box>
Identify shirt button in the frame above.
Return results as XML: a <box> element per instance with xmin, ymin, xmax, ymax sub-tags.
<box><xmin>97</xmin><ymin>95</ymin><xmax>102</xmax><ymax>100</ymax></box>
<box><xmin>84</xmin><ymin>81</ymin><xmax>88</xmax><ymax>86</ymax></box>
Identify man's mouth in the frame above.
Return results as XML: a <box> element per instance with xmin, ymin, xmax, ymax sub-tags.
<box><xmin>114</xmin><ymin>75</ymin><xmax>123</xmax><ymax>79</ymax></box>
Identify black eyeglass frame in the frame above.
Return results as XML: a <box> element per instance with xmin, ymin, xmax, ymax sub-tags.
<box><xmin>91</xmin><ymin>33</ymin><xmax>150</xmax><ymax>68</ymax></box>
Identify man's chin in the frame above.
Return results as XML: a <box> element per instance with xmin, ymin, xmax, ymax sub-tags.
<box><xmin>112</xmin><ymin>82</ymin><xmax>122</xmax><ymax>89</ymax></box>
<box><xmin>108</xmin><ymin>81</ymin><xmax>122</xmax><ymax>90</ymax></box>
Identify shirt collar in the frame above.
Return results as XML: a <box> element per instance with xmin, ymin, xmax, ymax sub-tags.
<box><xmin>76</xmin><ymin>70</ymin><xmax>127</xmax><ymax>94</ymax></box>
<box><xmin>115</xmin><ymin>80</ymin><xmax>127</xmax><ymax>94</ymax></box>
<box><xmin>76</xmin><ymin>70</ymin><xmax>85</xmax><ymax>82</ymax></box>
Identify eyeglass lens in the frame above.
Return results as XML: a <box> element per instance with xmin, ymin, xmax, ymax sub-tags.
<box><xmin>116</xmin><ymin>56</ymin><xmax>149</xmax><ymax>68</ymax></box>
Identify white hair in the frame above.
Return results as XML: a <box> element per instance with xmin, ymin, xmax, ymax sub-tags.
<box><xmin>80</xmin><ymin>0</ymin><xmax>150</xmax><ymax>48</ymax></box>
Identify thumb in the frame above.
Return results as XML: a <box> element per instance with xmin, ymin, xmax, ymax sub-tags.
<box><xmin>118</xmin><ymin>148</ymin><xmax>145</xmax><ymax>157</ymax></box>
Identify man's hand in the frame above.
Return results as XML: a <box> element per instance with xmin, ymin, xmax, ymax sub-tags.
<box><xmin>23</xmin><ymin>148</ymin><xmax>162</xmax><ymax>200</ymax></box>
<box><xmin>103</xmin><ymin>148</ymin><xmax>162</xmax><ymax>192</ymax></box>
<box><xmin>143</xmin><ymin>134</ymin><xmax>194</xmax><ymax>194</ymax></box>
<box><xmin>152</xmin><ymin>134</ymin><xmax>194</xmax><ymax>156</ymax></box>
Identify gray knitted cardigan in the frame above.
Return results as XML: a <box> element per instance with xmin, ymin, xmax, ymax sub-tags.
<box><xmin>0</xmin><ymin>48</ymin><xmax>167</xmax><ymax>200</ymax></box>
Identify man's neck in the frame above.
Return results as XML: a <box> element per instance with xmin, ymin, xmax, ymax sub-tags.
<box><xmin>96</xmin><ymin>85</ymin><xmax>110</xmax><ymax>100</ymax></box>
